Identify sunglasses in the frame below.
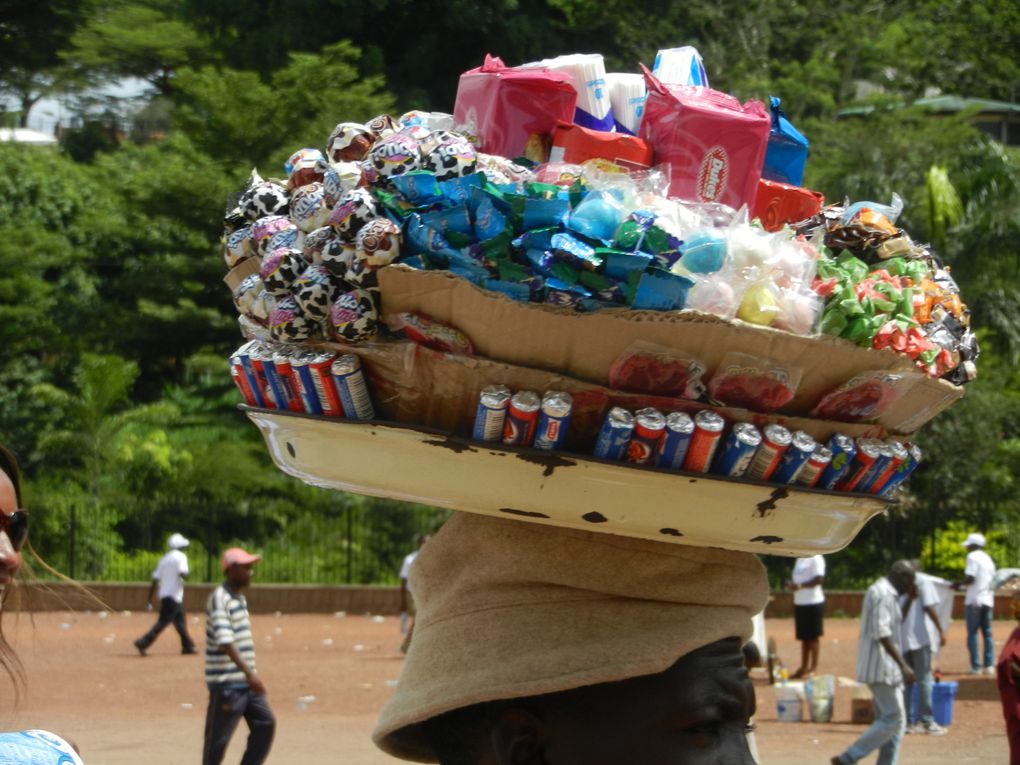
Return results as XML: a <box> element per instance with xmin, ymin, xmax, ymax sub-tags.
<box><xmin>1</xmin><ymin>510</ymin><xmax>28</xmax><ymax>552</ymax></box>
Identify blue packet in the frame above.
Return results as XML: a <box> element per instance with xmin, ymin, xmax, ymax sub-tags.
<box><xmin>405</xmin><ymin>214</ymin><xmax>460</xmax><ymax>261</ymax></box>
<box><xmin>485</xmin><ymin>279</ymin><xmax>533</xmax><ymax>302</ymax></box>
<box><xmin>391</xmin><ymin>171</ymin><xmax>443</xmax><ymax>205</ymax></box>
<box><xmin>762</xmin><ymin>96</ymin><xmax>809</xmax><ymax>187</ymax></box>
<box><xmin>422</xmin><ymin>204</ymin><xmax>474</xmax><ymax>237</ymax></box>
<box><xmin>439</xmin><ymin>172</ymin><xmax>485</xmax><ymax>205</ymax></box>
<box><xmin>545</xmin><ymin>277</ymin><xmax>592</xmax><ymax>308</ymax></box>
<box><xmin>526</xmin><ymin>248</ymin><xmax>557</xmax><ymax>276</ymax></box>
<box><xmin>631</xmin><ymin>269</ymin><xmax>695</xmax><ymax>310</ymax></box>
<box><xmin>473</xmin><ymin>195</ymin><xmax>508</xmax><ymax>241</ymax></box>
<box><xmin>605</xmin><ymin>250</ymin><xmax>653</xmax><ymax>281</ymax></box>
<box><xmin>567</xmin><ymin>190</ymin><xmax>624</xmax><ymax>242</ymax></box>
<box><xmin>523</xmin><ymin>197</ymin><xmax>570</xmax><ymax>229</ymax></box>
<box><xmin>550</xmin><ymin>232</ymin><xmax>603</xmax><ymax>270</ymax></box>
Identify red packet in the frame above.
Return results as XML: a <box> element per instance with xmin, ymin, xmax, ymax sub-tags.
<box><xmin>752</xmin><ymin>178</ymin><xmax>825</xmax><ymax>232</ymax></box>
<box><xmin>549</xmin><ymin>123</ymin><xmax>654</xmax><ymax>170</ymax></box>
<box><xmin>454</xmin><ymin>55</ymin><xmax>577</xmax><ymax>158</ymax></box>
<box><xmin>638</xmin><ymin>66</ymin><xmax>770</xmax><ymax>209</ymax></box>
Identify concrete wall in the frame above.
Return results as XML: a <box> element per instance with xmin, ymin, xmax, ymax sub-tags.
<box><xmin>15</xmin><ymin>583</ymin><xmax>1016</xmax><ymax>619</ymax></box>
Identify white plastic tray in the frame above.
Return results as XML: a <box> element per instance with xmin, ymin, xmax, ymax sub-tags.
<box><xmin>244</xmin><ymin>406</ymin><xmax>893</xmax><ymax>557</ymax></box>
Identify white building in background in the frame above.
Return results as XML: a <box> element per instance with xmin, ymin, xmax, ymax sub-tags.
<box><xmin>0</xmin><ymin>128</ymin><xmax>58</xmax><ymax>146</ymax></box>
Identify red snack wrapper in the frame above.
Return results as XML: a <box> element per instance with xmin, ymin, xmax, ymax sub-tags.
<box><xmin>386</xmin><ymin>312</ymin><xmax>474</xmax><ymax>355</ymax></box>
<box><xmin>811</xmin><ymin>370</ymin><xmax>920</xmax><ymax>422</ymax></box>
<box><xmin>707</xmin><ymin>352</ymin><xmax>802</xmax><ymax>413</ymax></box>
<box><xmin>607</xmin><ymin>342</ymin><xmax>706</xmax><ymax>399</ymax></box>
<box><xmin>639</xmin><ymin>66</ymin><xmax>770</xmax><ymax>209</ymax></box>
<box><xmin>453</xmin><ymin>54</ymin><xmax>577</xmax><ymax>158</ymax></box>
<box><xmin>549</xmin><ymin>122</ymin><xmax>654</xmax><ymax>170</ymax></box>
<box><xmin>752</xmin><ymin>178</ymin><xmax>825</xmax><ymax>232</ymax></box>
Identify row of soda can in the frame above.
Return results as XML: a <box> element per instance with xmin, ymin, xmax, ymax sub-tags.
<box><xmin>229</xmin><ymin>339</ymin><xmax>376</xmax><ymax>421</ymax></box>
<box><xmin>473</xmin><ymin>385</ymin><xmax>574</xmax><ymax>450</ymax></box>
<box><xmin>590</xmin><ymin>407</ymin><xmax>920</xmax><ymax>496</ymax></box>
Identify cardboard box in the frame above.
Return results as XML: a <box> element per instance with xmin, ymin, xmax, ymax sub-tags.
<box><xmin>377</xmin><ymin>266</ymin><xmax>964</xmax><ymax>435</ymax></box>
<box><xmin>851</xmin><ymin>697</ymin><xmax>875</xmax><ymax>725</ymax></box>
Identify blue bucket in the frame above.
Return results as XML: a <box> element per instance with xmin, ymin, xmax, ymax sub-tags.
<box><xmin>910</xmin><ymin>681</ymin><xmax>958</xmax><ymax>726</ymax></box>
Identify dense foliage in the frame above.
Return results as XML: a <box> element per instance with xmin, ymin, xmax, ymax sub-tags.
<box><xmin>1</xmin><ymin>1</ymin><xmax>1018</xmax><ymax>586</ymax></box>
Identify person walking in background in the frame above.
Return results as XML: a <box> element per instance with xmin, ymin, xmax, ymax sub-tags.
<box><xmin>203</xmin><ymin>547</ymin><xmax>275</xmax><ymax>765</ymax></box>
<box><xmin>789</xmin><ymin>554</ymin><xmax>825</xmax><ymax>679</ymax></box>
<box><xmin>901</xmin><ymin>560</ymin><xmax>947</xmax><ymax>735</ymax></box>
<box><xmin>955</xmin><ymin>532</ymin><xmax>996</xmax><ymax>674</ymax></box>
<box><xmin>997</xmin><ymin>596</ymin><xmax>1020</xmax><ymax>765</ymax></box>
<box><xmin>398</xmin><ymin>533</ymin><xmax>429</xmax><ymax>655</ymax></box>
<box><xmin>134</xmin><ymin>533</ymin><xmax>196</xmax><ymax>656</ymax></box>
<box><xmin>831</xmin><ymin>560</ymin><xmax>916</xmax><ymax>765</ymax></box>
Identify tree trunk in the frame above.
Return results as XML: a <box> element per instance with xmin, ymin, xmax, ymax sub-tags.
<box><xmin>18</xmin><ymin>92</ymin><xmax>40</xmax><ymax>129</ymax></box>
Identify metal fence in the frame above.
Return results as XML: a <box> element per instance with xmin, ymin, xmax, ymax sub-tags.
<box><xmin>41</xmin><ymin>500</ymin><xmax>450</xmax><ymax>586</ymax></box>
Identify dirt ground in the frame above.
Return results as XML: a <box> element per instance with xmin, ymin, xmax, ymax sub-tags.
<box><xmin>2</xmin><ymin>609</ymin><xmax>1011</xmax><ymax>764</ymax></box>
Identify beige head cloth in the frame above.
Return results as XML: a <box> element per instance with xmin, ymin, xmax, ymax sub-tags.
<box><xmin>373</xmin><ymin>512</ymin><xmax>768</xmax><ymax>762</ymax></box>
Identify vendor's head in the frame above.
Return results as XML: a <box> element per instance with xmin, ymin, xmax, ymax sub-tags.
<box><xmin>373</xmin><ymin>512</ymin><xmax>769</xmax><ymax>765</ymax></box>
<box><xmin>888</xmin><ymin>559</ymin><xmax>916</xmax><ymax>595</ymax></box>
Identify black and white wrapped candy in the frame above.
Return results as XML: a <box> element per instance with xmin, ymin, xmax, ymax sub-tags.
<box><xmin>265</xmin><ymin>226</ymin><xmax>302</xmax><ymax>255</ymax></box>
<box><xmin>330</xmin><ymin>288</ymin><xmax>379</xmax><ymax>343</ymax></box>
<box><xmin>250</xmin><ymin>289</ymin><xmax>276</xmax><ymax>325</ymax></box>
<box><xmin>327</xmin><ymin>122</ymin><xmax>374</xmax><ymax>163</ymax></box>
<box><xmin>260</xmin><ymin>247</ymin><xmax>307</xmax><ymax>298</ymax></box>
<box><xmin>420</xmin><ymin>130</ymin><xmax>478</xmax><ymax>181</ymax></box>
<box><xmin>355</xmin><ymin>217</ymin><xmax>402</xmax><ymax>267</ymax></box>
<box><xmin>270</xmin><ymin>296</ymin><xmax>317</xmax><ymax>342</ymax></box>
<box><xmin>293</xmin><ymin>264</ymin><xmax>338</xmax><ymax>321</ymax></box>
<box><xmin>366</xmin><ymin>131</ymin><xmax>421</xmax><ymax>180</ymax></box>
<box><xmin>224</xmin><ymin>225</ymin><xmax>254</xmax><ymax>269</ymax></box>
<box><xmin>233</xmin><ymin>274</ymin><xmax>263</xmax><ymax>317</ymax></box>
<box><xmin>329</xmin><ymin>187</ymin><xmax>378</xmax><ymax>240</ymax></box>
<box><xmin>251</xmin><ymin>215</ymin><xmax>296</xmax><ymax>255</ymax></box>
<box><xmin>303</xmin><ymin>226</ymin><xmax>335</xmax><ymax>264</ymax></box>
<box><xmin>290</xmin><ymin>182</ymin><xmax>332</xmax><ymax>233</ymax></box>
<box><xmin>322</xmin><ymin>160</ymin><xmax>363</xmax><ymax>206</ymax></box>
<box><xmin>321</xmin><ymin>239</ymin><xmax>357</xmax><ymax>280</ymax></box>
<box><xmin>345</xmin><ymin>255</ymin><xmax>380</xmax><ymax>292</ymax></box>
<box><xmin>242</xmin><ymin>177</ymin><xmax>290</xmax><ymax>219</ymax></box>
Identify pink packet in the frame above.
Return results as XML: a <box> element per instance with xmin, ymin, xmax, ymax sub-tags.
<box><xmin>454</xmin><ymin>54</ymin><xmax>577</xmax><ymax>159</ymax></box>
<box><xmin>638</xmin><ymin>66</ymin><xmax>770</xmax><ymax>210</ymax></box>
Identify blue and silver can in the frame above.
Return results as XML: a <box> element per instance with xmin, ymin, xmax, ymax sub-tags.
<box><xmin>331</xmin><ymin>354</ymin><xmax>375</xmax><ymax>420</ymax></box>
<box><xmin>876</xmin><ymin>443</ymin><xmax>922</xmax><ymax>496</ymax></box>
<box><xmin>856</xmin><ymin>441</ymin><xmax>896</xmax><ymax>493</ymax></box>
<box><xmin>816</xmin><ymin>433</ymin><xmax>857</xmax><ymax>490</ymax></box>
<box><xmin>472</xmin><ymin>384</ymin><xmax>512</xmax><ymax>442</ymax></box>
<box><xmin>261</xmin><ymin>347</ymin><xmax>295</xmax><ymax>412</ymax></box>
<box><xmin>593</xmin><ymin>407</ymin><xmax>634</xmax><ymax>461</ymax></box>
<box><xmin>770</xmin><ymin>430</ymin><xmax>818</xmax><ymax>484</ymax></box>
<box><xmin>711</xmin><ymin>422</ymin><xmax>762</xmax><ymax>477</ymax></box>
<box><xmin>289</xmin><ymin>350</ymin><xmax>323</xmax><ymax>415</ymax></box>
<box><xmin>657</xmin><ymin>412</ymin><xmax>695</xmax><ymax>470</ymax></box>
<box><xmin>235</xmin><ymin>340</ymin><xmax>266</xmax><ymax>408</ymax></box>
<box><xmin>534</xmin><ymin>391</ymin><xmax>573</xmax><ymax>451</ymax></box>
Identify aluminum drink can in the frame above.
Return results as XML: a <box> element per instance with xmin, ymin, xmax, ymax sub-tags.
<box><xmin>331</xmin><ymin>354</ymin><xmax>375</xmax><ymax>420</ymax></box>
<box><xmin>534</xmin><ymin>391</ymin><xmax>573</xmax><ymax>450</ymax></box>
<box><xmin>249</xmin><ymin>343</ymin><xmax>277</xmax><ymax>408</ymax></box>
<box><xmin>272</xmin><ymin>348</ymin><xmax>303</xmax><ymax>412</ymax></box>
<box><xmin>876</xmin><ymin>443</ymin><xmax>922</xmax><ymax>496</ymax></box>
<box><xmin>308</xmin><ymin>350</ymin><xmax>343</xmax><ymax>416</ymax></box>
<box><xmin>627</xmin><ymin>408</ymin><xmax>667</xmax><ymax>465</ymax></box>
<box><xmin>657</xmin><ymin>412</ymin><xmax>695</xmax><ymax>470</ymax></box>
<box><xmin>592</xmin><ymin>407</ymin><xmax>634</xmax><ymax>460</ymax></box>
<box><xmin>857</xmin><ymin>441</ymin><xmax>902</xmax><ymax>493</ymax></box>
<box><xmin>835</xmin><ymin>438</ymin><xmax>884</xmax><ymax>492</ymax></box>
<box><xmin>744</xmin><ymin>424</ymin><xmax>792</xmax><ymax>481</ymax></box>
<box><xmin>770</xmin><ymin>430</ymin><xmax>818</xmax><ymax>484</ymax></box>
<box><xmin>502</xmin><ymin>390</ymin><xmax>541</xmax><ymax>446</ymax></box>
<box><xmin>234</xmin><ymin>340</ymin><xmax>266</xmax><ymax>408</ymax></box>
<box><xmin>816</xmin><ymin>434</ymin><xmax>857</xmax><ymax>489</ymax></box>
<box><xmin>864</xmin><ymin>440</ymin><xmax>910</xmax><ymax>493</ymax></box>
<box><xmin>288</xmin><ymin>351</ymin><xmax>323</xmax><ymax>415</ymax></box>
<box><xmin>682</xmin><ymin>410</ymin><xmax>726</xmax><ymax>473</ymax></box>
<box><xmin>711</xmin><ymin>422</ymin><xmax>762</xmax><ymax>477</ymax></box>
<box><xmin>796</xmin><ymin>446</ymin><xmax>833</xmax><ymax>487</ymax></box>
<box><xmin>472</xmin><ymin>384</ymin><xmax>512</xmax><ymax>442</ymax></box>
<box><xmin>229</xmin><ymin>347</ymin><xmax>257</xmax><ymax>406</ymax></box>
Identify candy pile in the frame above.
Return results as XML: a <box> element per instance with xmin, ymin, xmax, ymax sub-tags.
<box><xmin>798</xmin><ymin>197</ymin><xmax>978</xmax><ymax>385</ymax></box>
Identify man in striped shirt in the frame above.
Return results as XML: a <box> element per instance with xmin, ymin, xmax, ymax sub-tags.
<box><xmin>203</xmin><ymin>547</ymin><xmax>275</xmax><ymax>765</ymax></box>
<box><xmin>832</xmin><ymin>560</ymin><xmax>916</xmax><ymax>765</ymax></box>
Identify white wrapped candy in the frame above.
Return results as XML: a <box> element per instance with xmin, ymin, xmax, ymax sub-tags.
<box><xmin>270</xmin><ymin>296</ymin><xmax>317</xmax><ymax>342</ymax></box>
<box><xmin>233</xmin><ymin>274</ymin><xmax>263</xmax><ymax>317</ymax></box>
<box><xmin>321</xmin><ymin>239</ymin><xmax>357</xmax><ymax>280</ymax></box>
<box><xmin>327</xmin><ymin>122</ymin><xmax>373</xmax><ymax>163</ymax></box>
<box><xmin>345</xmin><ymin>255</ymin><xmax>380</xmax><ymax>291</ymax></box>
<box><xmin>355</xmin><ymin>217</ymin><xmax>402</xmax><ymax>267</ymax></box>
<box><xmin>330</xmin><ymin>289</ymin><xmax>379</xmax><ymax>344</ymax></box>
<box><xmin>265</xmin><ymin>226</ymin><xmax>301</xmax><ymax>254</ymax></box>
<box><xmin>293</xmin><ymin>264</ymin><xmax>338</xmax><ymax>321</ymax></box>
<box><xmin>284</xmin><ymin>148</ymin><xmax>326</xmax><ymax>189</ymax></box>
<box><xmin>251</xmin><ymin>215</ymin><xmax>295</xmax><ymax>255</ymax></box>
<box><xmin>420</xmin><ymin>131</ymin><xmax>477</xmax><ymax>181</ymax></box>
<box><xmin>329</xmin><ymin>188</ymin><xmax>378</xmax><ymax>240</ymax></box>
<box><xmin>224</xmin><ymin>225</ymin><xmax>254</xmax><ymax>269</ymax></box>
<box><xmin>242</xmin><ymin>179</ymin><xmax>290</xmax><ymax>220</ymax></box>
<box><xmin>322</xmin><ymin>161</ymin><xmax>363</xmax><ymax>206</ymax></box>
<box><xmin>250</xmin><ymin>289</ymin><xmax>276</xmax><ymax>325</ymax></box>
<box><xmin>367</xmin><ymin>132</ymin><xmax>421</xmax><ymax>180</ymax></box>
<box><xmin>290</xmin><ymin>182</ymin><xmax>332</xmax><ymax>232</ymax></box>
<box><xmin>260</xmin><ymin>247</ymin><xmax>306</xmax><ymax>298</ymax></box>
<box><xmin>726</xmin><ymin>225</ymin><xmax>774</xmax><ymax>272</ymax></box>
<box><xmin>303</xmin><ymin>226</ymin><xmax>335</xmax><ymax>264</ymax></box>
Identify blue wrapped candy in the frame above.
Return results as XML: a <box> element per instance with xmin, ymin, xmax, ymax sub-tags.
<box><xmin>677</xmin><ymin>229</ymin><xmax>727</xmax><ymax>274</ymax></box>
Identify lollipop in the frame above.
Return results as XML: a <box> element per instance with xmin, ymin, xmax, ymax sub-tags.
<box><xmin>290</xmin><ymin>182</ymin><xmax>332</xmax><ymax>232</ymax></box>
<box><xmin>354</xmin><ymin>217</ymin><xmax>402</xmax><ymax>267</ymax></box>
<box><xmin>326</xmin><ymin>122</ymin><xmax>373</xmax><ymax>163</ymax></box>
<box><xmin>293</xmin><ymin>264</ymin><xmax>338</xmax><ymax>321</ymax></box>
<box><xmin>420</xmin><ymin>131</ymin><xmax>477</xmax><ymax>181</ymax></box>
<box><xmin>284</xmin><ymin>148</ymin><xmax>326</xmax><ymax>189</ymax></box>
<box><xmin>241</xmin><ymin>179</ymin><xmax>289</xmax><ymax>219</ymax></box>
<box><xmin>303</xmin><ymin>226</ymin><xmax>335</xmax><ymax>264</ymax></box>
<box><xmin>329</xmin><ymin>187</ymin><xmax>378</xmax><ymax>240</ymax></box>
<box><xmin>366</xmin><ymin>132</ymin><xmax>422</xmax><ymax>181</ymax></box>
<box><xmin>322</xmin><ymin>160</ymin><xmax>364</xmax><ymax>206</ymax></box>
<box><xmin>270</xmin><ymin>296</ymin><xmax>317</xmax><ymax>342</ymax></box>
<box><xmin>260</xmin><ymin>247</ymin><xmax>306</xmax><ymax>298</ymax></box>
<box><xmin>321</xmin><ymin>238</ymin><xmax>357</xmax><ymax>280</ymax></box>
<box><xmin>330</xmin><ymin>289</ymin><xmax>379</xmax><ymax>343</ymax></box>
<box><xmin>224</xmin><ymin>225</ymin><xmax>254</xmax><ymax>269</ymax></box>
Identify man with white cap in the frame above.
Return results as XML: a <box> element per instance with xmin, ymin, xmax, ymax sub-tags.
<box><xmin>373</xmin><ymin>512</ymin><xmax>768</xmax><ymax>764</ymax></box>
<box><xmin>134</xmin><ymin>532</ymin><xmax>196</xmax><ymax>656</ymax></box>
<box><xmin>955</xmin><ymin>532</ymin><xmax>996</xmax><ymax>674</ymax></box>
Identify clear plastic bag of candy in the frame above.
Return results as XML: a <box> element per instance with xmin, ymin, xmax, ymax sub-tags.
<box><xmin>385</xmin><ymin>312</ymin><xmax>474</xmax><ymax>355</ymax></box>
<box><xmin>810</xmin><ymin>369</ymin><xmax>921</xmax><ymax>422</ymax></box>
<box><xmin>707</xmin><ymin>352</ymin><xmax>802</xmax><ymax>412</ymax></box>
<box><xmin>607</xmin><ymin>341</ymin><xmax>707</xmax><ymax>399</ymax></box>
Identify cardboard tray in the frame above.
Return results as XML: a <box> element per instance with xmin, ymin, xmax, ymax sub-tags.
<box><xmin>377</xmin><ymin>266</ymin><xmax>965</xmax><ymax>435</ymax></box>
<box><xmin>243</xmin><ymin>406</ymin><xmax>894</xmax><ymax>558</ymax></box>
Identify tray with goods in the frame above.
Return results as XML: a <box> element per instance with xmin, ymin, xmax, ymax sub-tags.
<box><xmin>222</xmin><ymin>49</ymin><xmax>977</xmax><ymax>556</ymax></box>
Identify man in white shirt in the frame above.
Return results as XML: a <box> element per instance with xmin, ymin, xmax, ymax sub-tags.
<box><xmin>134</xmin><ymin>532</ymin><xmax>197</xmax><ymax>656</ymax></box>
<box><xmin>901</xmin><ymin>561</ymin><xmax>947</xmax><ymax>735</ymax></box>
<box><xmin>789</xmin><ymin>554</ymin><xmax>826</xmax><ymax>678</ymax></box>
<box><xmin>955</xmin><ymin>532</ymin><xmax>996</xmax><ymax>674</ymax></box>
<box><xmin>831</xmin><ymin>560</ymin><xmax>916</xmax><ymax>765</ymax></box>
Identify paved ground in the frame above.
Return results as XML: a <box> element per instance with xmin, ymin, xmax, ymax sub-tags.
<box><xmin>2</xmin><ymin>610</ymin><xmax>1011</xmax><ymax>764</ymax></box>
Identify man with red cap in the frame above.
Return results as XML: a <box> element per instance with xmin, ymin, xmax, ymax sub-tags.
<box><xmin>202</xmin><ymin>547</ymin><xmax>275</xmax><ymax>765</ymax></box>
